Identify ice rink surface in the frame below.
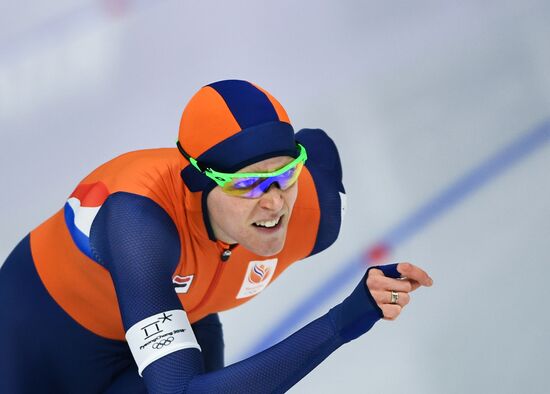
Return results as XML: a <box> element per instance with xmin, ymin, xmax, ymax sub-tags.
<box><xmin>1</xmin><ymin>1</ymin><xmax>549</xmax><ymax>393</ymax></box>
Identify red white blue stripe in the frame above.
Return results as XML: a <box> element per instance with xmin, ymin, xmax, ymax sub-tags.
<box><xmin>63</xmin><ymin>182</ymin><xmax>109</xmax><ymax>260</ymax></box>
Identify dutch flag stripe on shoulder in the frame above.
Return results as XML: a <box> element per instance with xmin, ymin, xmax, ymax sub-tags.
<box><xmin>64</xmin><ymin>182</ymin><xmax>110</xmax><ymax>260</ymax></box>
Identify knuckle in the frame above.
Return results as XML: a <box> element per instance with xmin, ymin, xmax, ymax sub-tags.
<box><xmin>371</xmin><ymin>291</ymin><xmax>384</xmax><ymax>304</ymax></box>
<box><xmin>380</xmin><ymin>305</ymin><xmax>390</xmax><ymax>317</ymax></box>
<box><xmin>367</xmin><ymin>274</ymin><xmax>382</xmax><ymax>288</ymax></box>
<box><xmin>401</xmin><ymin>293</ymin><xmax>411</xmax><ymax>306</ymax></box>
<box><xmin>382</xmin><ymin>305</ymin><xmax>401</xmax><ymax>319</ymax></box>
<box><xmin>366</xmin><ymin>275</ymin><xmax>375</xmax><ymax>287</ymax></box>
<box><xmin>367</xmin><ymin>268</ymin><xmax>382</xmax><ymax>277</ymax></box>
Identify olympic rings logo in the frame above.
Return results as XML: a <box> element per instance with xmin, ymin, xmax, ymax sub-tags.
<box><xmin>152</xmin><ymin>336</ymin><xmax>174</xmax><ymax>349</ymax></box>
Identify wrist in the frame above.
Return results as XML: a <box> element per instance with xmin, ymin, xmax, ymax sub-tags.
<box><xmin>328</xmin><ymin>270</ymin><xmax>382</xmax><ymax>343</ymax></box>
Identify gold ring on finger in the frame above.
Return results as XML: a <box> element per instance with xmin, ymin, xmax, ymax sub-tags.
<box><xmin>390</xmin><ymin>290</ymin><xmax>399</xmax><ymax>304</ymax></box>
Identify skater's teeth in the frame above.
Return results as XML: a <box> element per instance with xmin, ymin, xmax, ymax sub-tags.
<box><xmin>254</xmin><ymin>217</ymin><xmax>280</xmax><ymax>228</ymax></box>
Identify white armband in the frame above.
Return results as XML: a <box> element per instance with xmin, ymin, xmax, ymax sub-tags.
<box><xmin>125</xmin><ymin>309</ymin><xmax>201</xmax><ymax>376</ymax></box>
